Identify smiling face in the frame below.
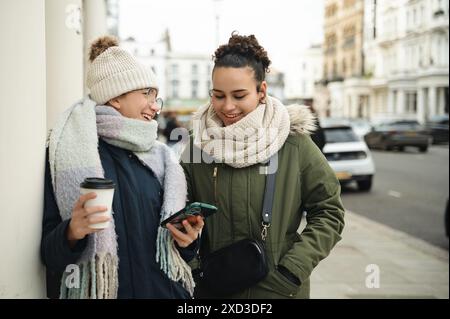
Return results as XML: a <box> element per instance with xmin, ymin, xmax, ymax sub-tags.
<box><xmin>107</xmin><ymin>88</ymin><xmax>160</xmax><ymax>122</ymax></box>
<box><xmin>210</xmin><ymin>67</ymin><xmax>267</xmax><ymax>126</ymax></box>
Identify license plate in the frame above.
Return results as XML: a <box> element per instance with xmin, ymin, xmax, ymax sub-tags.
<box><xmin>336</xmin><ymin>172</ymin><xmax>352</xmax><ymax>180</ymax></box>
<box><xmin>405</xmin><ymin>131</ymin><xmax>417</xmax><ymax>136</ymax></box>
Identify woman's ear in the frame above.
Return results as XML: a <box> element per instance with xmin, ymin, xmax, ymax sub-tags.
<box><xmin>258</xmin><ymin>81</ymin><xmax>267</xmax><ymax>103</ymax></box>
<box><xmin>108</xmin><ymin>97</ymin><xmax>121</xmax><ymax>110</ymax></box>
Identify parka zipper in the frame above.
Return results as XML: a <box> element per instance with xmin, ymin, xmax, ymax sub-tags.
<box><xmin>229</xmin><ymin>168</ymin><xmax>235</xmax><ymax>241</ymax></box>
<box><xmin>213</xmin><ymin>166</ymin><xmax>218</xmax><ymax>205</ymax></box>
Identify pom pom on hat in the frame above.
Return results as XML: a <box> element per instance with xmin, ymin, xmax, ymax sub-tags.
<box><xmin>89</xmin><ymin>35</ymin><xmax>119</xmax><ymax>62</ymax></box>
<box><xmin>86</xmin><ymin>35</ymin><xmax>158</xmax><ymax>105</ymax></box>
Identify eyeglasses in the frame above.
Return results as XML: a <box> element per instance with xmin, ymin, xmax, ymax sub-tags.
<box><xmin>145</xmin><ymin>88</ymin><xmax>164</xmax><ymax>114</ymax></box>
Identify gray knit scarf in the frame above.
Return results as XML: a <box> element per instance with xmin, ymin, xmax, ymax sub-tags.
<box><xmin>48</xmin><ymin>96</ymin><xmax>194</xmax><ymax>299</ymax></box>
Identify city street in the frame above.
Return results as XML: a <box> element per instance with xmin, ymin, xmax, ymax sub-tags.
<box><xmin>341</xmin><ymin>144</ymin><xmax>449</xmax><ymax>250</ymax></box>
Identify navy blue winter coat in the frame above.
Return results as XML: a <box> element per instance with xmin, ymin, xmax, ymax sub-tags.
<box><xmin>41</xmin><ymin>139</ymin><xmax>197</xmax><ymax>299</ymax></box>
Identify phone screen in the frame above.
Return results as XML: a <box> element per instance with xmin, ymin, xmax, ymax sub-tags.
<box><xmin>160</xmin><ymin>202</ymin><xmax>217</xmax><ymax>229</ymax></box>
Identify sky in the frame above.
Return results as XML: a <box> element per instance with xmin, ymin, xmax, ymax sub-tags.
<box><xmin>119</xmin><ymin>0</ymin><xmax>324</xmax><ymax>72</ymax></box>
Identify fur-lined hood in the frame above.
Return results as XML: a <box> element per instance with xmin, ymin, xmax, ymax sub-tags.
<box><xmin>285</xmin><ymin>104</ymin><xmax>317</xmax><ymax>136</ymax></box>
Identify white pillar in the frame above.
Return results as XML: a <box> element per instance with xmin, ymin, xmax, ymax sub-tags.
<box><xmin>83</xmin><ymin>0</ymin><xmax>107</xmax><ymax>90</ymax></box>
<box><xmin>397</xmin><ymin>89</ymin><xmax>405</xmax><ymax>116</ymax></box>
<box><xmin>0</xmin><ymin>0</ymin><xmax>47</xmax><ymax>298</ymax></box>
<box><xmin>428</xmin><ymin>86</ymin><xmax>437</xmax><ymax>117</ymax></box>
<box><xmin>438</xmin><ymin>87</ymin><xmax>446</xmax><ymax>115</ymax></box>
<box><xmin>417</xmin><ymin>88</ymin><xmax>425</xmax><ymax>123</ymax></box>
<box><xmin>388</xmin><ymin>89</ymin><xmax>395</xmax><ymax>114</ymax></box>
<box><xmin>369</xmin><ymin>93</ymin><xmax>376</xmax><ymax>120</ymax></box>
<box><xmin>46</xmin><ymin>0</ymin><xmax>84</xmax><ymax>130</ymax></box>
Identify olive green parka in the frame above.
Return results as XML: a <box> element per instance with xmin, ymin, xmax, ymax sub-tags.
<box><xmin>180</xmin><ymin>106</ymin><xmax>345</xmax><ymax>299</ymax></box>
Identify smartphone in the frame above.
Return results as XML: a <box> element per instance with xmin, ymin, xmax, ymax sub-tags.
<box><xmin>160</xmin><ymin>202</ymin><xmax>218</xmax><ymax>230</ymax></box>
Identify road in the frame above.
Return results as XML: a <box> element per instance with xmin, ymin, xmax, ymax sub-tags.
<box><xmin>341</xmin><ymin>144</ymin><xmax>449</xmax><ymax>250</ymax></box>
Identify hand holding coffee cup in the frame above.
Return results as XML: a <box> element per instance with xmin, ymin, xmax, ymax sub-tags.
<box><xmin>67</xmin><ymin>178</ymin><xmax>115</xmax><ymax>244</ymax></box>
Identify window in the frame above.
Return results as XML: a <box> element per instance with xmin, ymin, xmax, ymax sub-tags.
<box><xmin>344</xmin><ymin>0</ymin><xmax>356</xmax><ymax>9</ymax></box>
<box><xmin>351</xmin><ymin>56</ymin><xmax>356</xmax><ymax>75</ymax></box>
<box><xmin>325</xmin><ymin>33</ymin><xmax>337</xmax><ymax>54</ymax></box>
<box><xmin>191</xmin><ymin>80</ymin><xmax>198</xmax><ymax>99</ymax></box>
<box><xmin>406</xmin><ymin>92</ymin><xmax>417</xmax><ymax>113</ymax></box>
<box><xmin>171</xmin><ymin>80</ymin><xmax>179</xmax><ymax>99</ymax></box>
<box><xmin>326</xmin><ymin>4</ymin><xmax>337</xmax><ymax>17</ymax></box>
<box><xmin>171</xmin><ymin>64</ymin><xmax>179</xmax><ymax>75</ymax></box>
<box><xmin>192</xmin><ymin>64</ymin><xmax>198</xmax><ymax>75</ymax></box>
<box><xmin>343</xmin><ymin>25</ymin><xmax>356</xmax><ymax>49</ymax></box>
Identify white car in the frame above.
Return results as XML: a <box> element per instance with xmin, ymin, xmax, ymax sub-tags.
<box><xmin>322</xmin><ymin>123</ymin><xmax>375</xmax><ymax>191</ymax></box>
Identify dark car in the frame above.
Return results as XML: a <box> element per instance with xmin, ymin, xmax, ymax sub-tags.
<box><xmin>364</xmin><ymin>120</ymin><xmax>431</xmax><ymax>152</ymax></box>
<box><xmin>425</xmin><ymin>115</ymin><xmax>449</xmax><ymax>144</ymax></box>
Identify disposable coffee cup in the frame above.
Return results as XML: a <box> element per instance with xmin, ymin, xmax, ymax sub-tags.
<box><xmin>80</xmin><ymin>177</ymin><xmax>115</xmax><ymax>229</ymax></box>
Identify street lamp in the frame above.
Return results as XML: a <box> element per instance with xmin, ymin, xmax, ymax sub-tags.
<box><xmin>212</xmin><ymin>0</ymin><xmax>224</xmax><ymax>47</ymax></box>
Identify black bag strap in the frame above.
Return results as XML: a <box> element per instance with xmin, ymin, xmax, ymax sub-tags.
<box><xmin>260</xmin><ymin>154</ymin><xmax>277</xmax><ymax>241</ymax></box>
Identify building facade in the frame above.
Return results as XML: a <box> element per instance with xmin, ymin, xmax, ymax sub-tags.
<box><xmin>122</xmin><ymin>37</ymin><xmax>213</xmax><ymax>114</ymax></box>
<box><xmin>373</xmin><ymin>0</ymin><xmax>449</xmax><ymax>123</ymax></box>
<box><xmin>322</xmin><ymin>0</ymin><xmax>369</xmax><ymax>118</ymax></box>
<box><xmin>285</xmin><ymin>45</ymin><xmax>323</xmax><ymax>108</ymax></box>
<box><xmin>320</xmin><ymin>0</ymin><xmax>449</xmax><ymax>122</ymax></box>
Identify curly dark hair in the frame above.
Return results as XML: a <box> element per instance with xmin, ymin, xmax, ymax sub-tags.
<box><xmin>213</xmin><ymin>32</ymin><xmax>271</xmax><ymax>86</ymax></box>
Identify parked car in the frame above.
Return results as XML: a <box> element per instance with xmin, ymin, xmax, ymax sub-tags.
<box><xmin>364</xmin><ymin>120</ymin><xmax>431</xmax><ymax>152</ymax></box>
<box><xmin>322</xmin><ymin>123</ymin><xmax>375</xmax><ymax>191</ymax></box>
<box><xmin>425</xmin><ymin>115</ymin><xmax>449</xmax><ymax>144</ymax></box>
<box><xmin>349</xmin><ymin>119</ymin><xmax>373</xmax><ymax>139</ymax></box>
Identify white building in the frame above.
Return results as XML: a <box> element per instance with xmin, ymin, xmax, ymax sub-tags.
<box><xmin>122</xmin><ymin>37</ymin><xmax>213</xmax><ymax>113</ymax></box>
<box><xmin>266</xmin><ymin>68</ymin><xmax>285</xmax><ymax>101</ymax></box>
<box><xmin>285</xmin><ymin>45</ymin><xmax>323</xmax><ymax>107</ymax></box>
<box><xmin>365</xmin><ymin>0</ymin><xmax>449</xmax><ymax>123</ymax></box>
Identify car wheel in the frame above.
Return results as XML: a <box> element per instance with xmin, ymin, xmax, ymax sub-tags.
<box><xmin>357</xmin><ymin>178</ymin><xmax>372</xmax><ymax>192</ymax></box>
<box><xmin>419</xmin><ymin>146</ymin><xmax>428</xmax><ymax>153</ymax></box>
<box><xmin>398</xmin><ymin>146</ymin><xmax>405</xmax><ymax>152</ymax></box>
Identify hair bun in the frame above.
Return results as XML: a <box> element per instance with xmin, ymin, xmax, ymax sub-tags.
<box><xmin>214</xmin><ymin>32</ymin><xmax>271</xmax><ymax>72</ymax></box>
<box><xmin>89</xmin><ymin>35</ymin><xmax>119</xmax><ymax>62</ymax></box>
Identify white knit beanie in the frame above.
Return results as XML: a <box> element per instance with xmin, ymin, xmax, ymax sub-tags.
<box><xmin>86</xmin><ymin>36</ymin><xmax>158</xmax><ymax>105</ymax></box>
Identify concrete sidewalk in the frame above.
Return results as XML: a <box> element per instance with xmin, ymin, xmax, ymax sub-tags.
<box><xmin>309</xmin><ymin>211</ymin><xmax>449</xmax><ymax>299</ymax></box>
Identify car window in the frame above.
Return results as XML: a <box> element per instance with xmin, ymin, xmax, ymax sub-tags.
<box><xmin>324</xmin><ymin>127</ymin><xmax>360</xmax><ymax>143</ymax></box>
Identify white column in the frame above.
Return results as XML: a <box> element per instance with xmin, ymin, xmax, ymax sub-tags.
<box><xmin>428</xmin><ymin>86</ymin><xmax>437</xmax><ymax>117</ymax></box>
<box><xmin>438</xmin><ymin>87</ymin><xmax>446</xmax><ymax>115</ymax></box>
<box><xmin>345</xmin><ymin>94</ymin><xmax>351</xmax><ymax>118</ymax></box>
<box><xmin>367</xmin><ymin>91</ymin><xmax>378</xmax><ymax>119</ymax></box>
<box><xmin>0</xmin><ymin>0</ymin><xmax>47</xmax><ymax>298</ymax></box>
<box><xmin>83</xmin><ymin>0</ymin><xmax>107</xmax><ymax>89</ymax></box>
<box><xmin>46</xmin><ymin>0</ymin><xmax>84</xmax><ymax>130</ymax></box>
<box><xmin>417</xmin><ymin>88</ymin><xmax>425</xmax><ymax>123</ymax></box>
<box><xmin>397</xmin><ymin>89</ymin><xmax>405</xmax><ymax>116</ymax></box>
<box><xmin>387</xmin><ymin>89</ymin><xmax>395</xmax><ymax>114</ymax></box>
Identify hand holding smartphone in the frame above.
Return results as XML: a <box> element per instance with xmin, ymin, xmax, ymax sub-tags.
<box><xmin>160</xmin><ymin>202</ymin><xmax>218</xmax><ymax>230</ymax></box>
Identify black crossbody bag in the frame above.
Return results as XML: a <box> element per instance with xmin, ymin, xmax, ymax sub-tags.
<box><xmin>194</xmin><ymin>157</ymin><xmax>277</xmax><ymax>297</ymax></box>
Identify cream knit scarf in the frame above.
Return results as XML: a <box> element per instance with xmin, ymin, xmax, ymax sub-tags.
<box><xmin>192</xmin><ymin>96</ymin><xmax>291</xmax><ymax>168</ymax></box>
<box><xmin>48</xmin><ymin>97</ymin><xmax>194</xmax><ymax>298</ymax></box>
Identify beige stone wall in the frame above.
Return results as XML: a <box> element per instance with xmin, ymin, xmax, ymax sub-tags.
<box><xmin>324</xmin><ymin>0</ymin><xmax>365</xmax><ymax>80</ymax></box>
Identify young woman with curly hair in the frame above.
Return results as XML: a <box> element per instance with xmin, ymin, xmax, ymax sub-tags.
<box><xmin>181</xmin><ymin>33</ymin><xmax>345</xmax><ymax>299</ymax></box>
